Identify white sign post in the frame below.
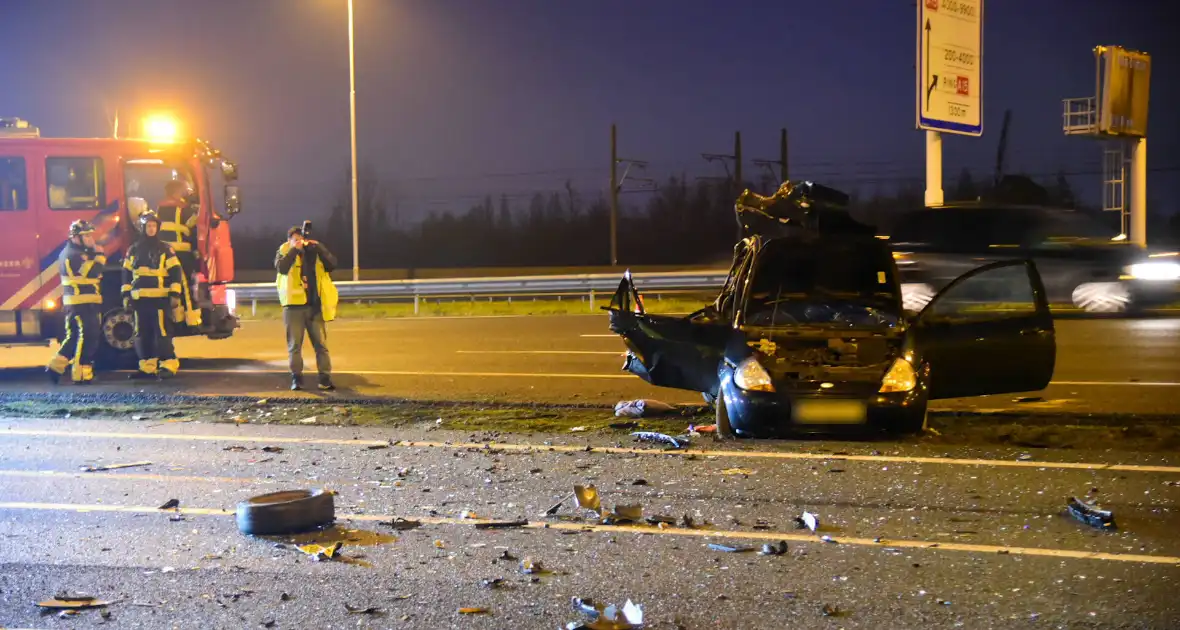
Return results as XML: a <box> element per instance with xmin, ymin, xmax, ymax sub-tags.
<box><xmin>917</xmin><ymin>0</ymin><xmax>983</xmax><ymax>206</ymax></box>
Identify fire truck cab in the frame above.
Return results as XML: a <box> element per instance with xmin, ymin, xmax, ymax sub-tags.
<box><xmin>0</xmin><ymin>116</ymin><xmax>241</xmax><ymax>367</ymax></box>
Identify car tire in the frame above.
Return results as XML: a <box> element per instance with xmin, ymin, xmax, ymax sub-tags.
<box><xmin>1071</xmin><ymin>282</ymin><xmax>1130</xmax><ymax>314</ymax></box>
<box><xmin>715</xmin><ymin>397</ymin><xmax>734</xmax><ymax>439</ymax></box>
<box><xmin>236</xmin><ymin>489</ymin><xmax>335</xmax><ymax>536</ymax></box>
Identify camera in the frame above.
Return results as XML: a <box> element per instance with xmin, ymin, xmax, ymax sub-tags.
<box><xmin>301</xmin><ymin>220</ymin><xmax>312</xmax><ymax>237</ymax></box>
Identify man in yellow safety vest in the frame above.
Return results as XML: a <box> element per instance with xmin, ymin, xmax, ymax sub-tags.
<box><xmin>275</xmin><ymin>224</ymin><xmax>338</xmax><ymax>391</ymax></box>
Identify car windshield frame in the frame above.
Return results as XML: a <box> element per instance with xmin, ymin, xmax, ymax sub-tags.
<box><xmin>735</xmin><ymin>236</ymin><xmax>902</xmax><ymax>329</ymax></box>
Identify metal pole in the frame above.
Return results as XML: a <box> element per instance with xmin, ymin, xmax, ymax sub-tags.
<box><xmin>1130</xmin><ymin>137</ymin><xmax>1147</xmax><ymax>247</ymax></box>
<box><xmin>609</xmin><ymin>123</ymin><xmax>618</xmax><ymax>267</ymax></box>
<box><xmin>924</xmin><ymin>130</ymin><xmax>944</xmax><ymax>206</ymax></box>
<box><xmin>734</xmin><ymin>130</ymin><xmax>743</xmax><ymax>241</ymax></box>
<box><xmin>347</xmin><ymin>0</ymin><xmax>360</xmax><ymax>281</ymax></box>
<box><xmin>780</xmin><ymin>128</ymin><xmax>788</xmax><ymax>182</ymax></box>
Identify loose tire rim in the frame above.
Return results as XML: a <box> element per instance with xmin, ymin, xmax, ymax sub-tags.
<box><xmin>102</xmin><ymin>310</ymin><xmax>135</xmax><ymax>350</ymax></box>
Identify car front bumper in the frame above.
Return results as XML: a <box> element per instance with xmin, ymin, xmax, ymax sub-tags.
<box><xmin>720</xmin><ymin>376</ymin><xmax>927</xmax><ymax>437</ymax></box>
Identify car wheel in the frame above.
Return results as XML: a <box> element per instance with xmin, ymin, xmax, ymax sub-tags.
<box><xmin>901</xmin><ymin>283</ymin><xmax>936</xmax><ymax>313</ymax></box>
<box><xmin>715</xmin><ymin>397</ymin><xmax>734</xmax><ymax>439</ymax></box>
<box><xmin>236</xmin><ymin>489</ymin><xmax>335</xmax><ymax>536</ymax></box>
<box><xmin>1071</xmin><ymin>282</ymin><xmax>1130</xmax><ymax>314</ymax></box>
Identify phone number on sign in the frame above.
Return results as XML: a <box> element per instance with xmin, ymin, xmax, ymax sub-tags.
<box><xmin>941</xmin><ymin>0</ymin><xmax>978</xmax><ymax>19</ymax></box>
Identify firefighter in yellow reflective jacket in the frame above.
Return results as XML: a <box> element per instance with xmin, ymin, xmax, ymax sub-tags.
<box><xmin>122</xmin><ymin>211</ymin><xmax>184</xmax><ymax>379</ymax></box>
<box><xmin>155</xmin><ymin>180</ymin><xmax>201</xmax><ymax>327</ymax></box>
<box><xmin>46</xmin><ymin>220</ymin><xmax>106</xmax><ymax>384</ymax></box>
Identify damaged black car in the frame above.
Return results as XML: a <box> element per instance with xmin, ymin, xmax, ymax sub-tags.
<box><xmin>606</xmin><ymin>181</ymin><xmax>1057</xmax><ymax>438</ymax></box>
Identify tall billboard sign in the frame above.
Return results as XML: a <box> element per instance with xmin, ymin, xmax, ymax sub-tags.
<box><xmin>917</xmin><ymin>0</ymin><xmax>984</xmax><ymax>137</ymax></box>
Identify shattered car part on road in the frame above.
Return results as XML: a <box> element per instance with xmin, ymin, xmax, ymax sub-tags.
<box><xmin>1066</xmin><ymin>496</ymin><xmax>1117</xmax><ymax>530</ymax></box>
<box><xmin>605</xmin><ymin>180</ymin><xmax>1057</xmax><ymax>439</ymax></box>
<box><xmin>236</xmin><ymin>489</ymin><xmax>335</xmax><ymax>536</ymax></box>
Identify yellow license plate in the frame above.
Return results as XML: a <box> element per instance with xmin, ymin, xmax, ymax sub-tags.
<box><xmin>792</xmin><ymin>399</ymin><xmax>867</xmax><ymax>425</ymax></box>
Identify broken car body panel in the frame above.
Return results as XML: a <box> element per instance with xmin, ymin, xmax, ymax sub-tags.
<box><xmin>606</xmin><ymin>182</ymin><xmax>1057</xmax><ymax>436</ymax></box>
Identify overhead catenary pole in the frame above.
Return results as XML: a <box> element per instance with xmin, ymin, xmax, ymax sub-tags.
<box><xmin>347</xmin><ymin>0</ymin><xmax>360</xmax><ymax>281</ymax></box>
<box><xmin>609</xmin><ymin>123</ymin><xmax>618</xmax><ymax>267</ymax></box>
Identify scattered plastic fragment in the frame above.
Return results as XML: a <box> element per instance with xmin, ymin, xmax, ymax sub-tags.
<box><xmin>459</xmin><ymin>607</ymin><xmax>490</xmax><ymax>615</ymax></box>
<box><xmin>261</xmin><ymin>446</ymin><xmax>284</xmax><ymax>453</ymax></box>
<box><xmin>753</xmin><ymin>519</ymin><xmax>773</xmax><ymax>530</ymax></box>
<box><xmin>36</xmin><ymin>595</ymin><xmax>110</xmax><ymax>611</ymax></box>
<box><xmin>645</xmin><ymin>515</ymin><xmax>676</xmax><ymax>526</ymax></box>
<box><xmin>519</xmin><ymin>557</ymin><xmax>543</xmax><ymax>574</ymax></box>
<box><xmin>614</xmin><ymin>399</ymin><xmax>676</xmax><ymax>418</ymax></box>
<box><xmin>574</xmin><ymin>485</ymin><xmax>602</xmax><ymax>514</ymax></box>
<box><xmin>603</xmin><ymin>505</ymin><xmax>643</xmax><ymax>524</ymax></box>
<box><xmin>630</xmin><ymin>431</ymin><xmax>685</xmax><ymax>449</ymax></box>
<box><xmin>80</xmin><ymin>461</ymin><xmax>151</xmax><ymax>472</ymax></box>
<box><xmin>821</xmin><ymin>604</ymin><xmax>843</xmax><ymax>617</ymax></box>
<box><xmin>158</xmin><ymin>498</ymin><xmax>179</xmax><ymax>510</ymax></box>
<box><xmin>821</xmin><ymin>535</ymin><xmax>838</xmax><ymax>544</ymax></box>
<box><xmin>344</xmin><ymin>604</ymin><xmax>381</xmax><ymax>615</ymax></box>
<box><xmin>1017</xmin><ymin>453</ymin><xmax>1033</xmax><ymax>461</ymax></box>
<box><xmin>298</xmin><ymin>542</ymin><xmax>342</xmax><ymax>561</ymax></box>
<box><xmin>298</xmin><ymin>417</ymin><xmax>318</xmax><ymax>425</ymax></box>
<box><xmin>381</xmin><ymin>518</ymin><xmax>422</xmax><ymax>531</ymax></box>
<box><xmin>690</xmin><ymin>424</ymin><xmax>717</xmax><ymax>433</ymax></box>
<box><xmin>367</xmin><ymin>442</ymin><xmax>389</xmax><ymax>450</ymax></box>
<box><xmin>475</xmin><ymin>519</ymin><xmax>529</xmax><ymax>530</ymax></box>
<box><xmin>461</xmin><ymin>510</ymin><xmax>477</xmax><ymax>519</ymax></box>
<box><xmin>631</xmin><ymin>479</ymin><xmax>648</xmax><ymax>486</ymax></box>
<box><xmin>481</xmin><ymin>578</ymin><xmax>504</xmax><ymax>589</ymax></box>
<box><xmin>708</xmin><ymin>543</ymin><xmax>755</xmax><ymax>553</ymax></box>
<box><xmin>760</xmin><ymin>541</ymin><xmax>788</xmax><ymax>556</ymax></box>
<box><xmin>567</xmin><ymin>597</ymin><xmax>644</xmax><ymax>630</ymax></box>
<box><xmin>433</xmin><ymin>540</ymin><xmax>446</xmax><ymax>549</ymax></box>
<box><xmin>1013</xmin><ymin>396</ymin><xmax>1044</xmax><ymax>403</ymax></box>
<box><xmin>223</xmin><ymin>446</ymin><xmax>249</xmax><ymax>452</ymax></box>
<box><xmin>1066</xmin><ymin>497</ymin><xmax>1117</xmax><ymax>530</ymax></box>
<box><xmin>721</xmin><ymin>468</ymin><xmax>754</xmax><ymax>476</ymax></box>
<box><xmin>796</xmin><ymin>511</ymin><xmax>819</xmax><ymax>532</ymax></box>
<box><xmin>569</xmin><ymin>426</ymin><xmax>588</xmax><ymax>433</ymax></box>
<box><xmin>544</xmin><ymin>497</ymin><xmax>569</xmax><ymax>516</ymax></box>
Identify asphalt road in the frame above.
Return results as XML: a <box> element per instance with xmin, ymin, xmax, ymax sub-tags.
<box><xmin>2</xmin><ymin>416</ymin><xmax>1179</xmax><ymax>628</ymax></box>
<box><xmin>2</xmin><ymin>315</ymin><xmax>1179</xmax><ymax>416</ymax></box>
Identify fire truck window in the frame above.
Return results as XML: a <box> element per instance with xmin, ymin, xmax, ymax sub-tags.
<box><xmin>46</xmin><ymin>157</ymin><xmax>105</xmax><ymax>210</ymax></box>
<box><xmin>0</xmin><ymin>157</ymin><xmax>27</xmax><ymax>210</ymax></box>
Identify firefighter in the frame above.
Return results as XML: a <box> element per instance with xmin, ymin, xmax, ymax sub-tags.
<box><xmin>122</xmin><ymin>211</ymin><xmax>184</xmax><ymax>379</ymax></box>
<box><xmin>155</xmin><ymin>180</ymin><xmax>201</xmax><ymax>327</ymax></box>
<box><xmin>46</xmin><ymin>220</ymin><xmax>106</xmax><ymax>384</ymax></box>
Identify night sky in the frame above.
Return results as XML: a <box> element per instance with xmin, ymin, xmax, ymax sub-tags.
<box><xmin>3</xmin><ymin>0</ymin><xmax>1175</xmax><ymax>231</ymax></box>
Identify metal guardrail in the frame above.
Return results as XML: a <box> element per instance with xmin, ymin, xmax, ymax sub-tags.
<box><xmin>228</xmin><ymin>270</ymin><xmax>730</xmax><ymax>303</ymax></box>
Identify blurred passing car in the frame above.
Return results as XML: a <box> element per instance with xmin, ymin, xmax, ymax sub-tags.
<box><xmin>888</xmin><ymin>204</ymin><xmax>1180</xmax><ymax>313</ymax></box>
<box><xmin>606</xmin><ymin>182</ymin><xmax>1058</xmax><ymax>438</ymax></box>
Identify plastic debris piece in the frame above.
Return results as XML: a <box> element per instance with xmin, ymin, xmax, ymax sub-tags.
<box><xmin>614</xmin><ymin>399</ymin><xmax>676</xmax><ymax>418</ymax></box>
<box><xmin>367</xmin><ymin>442</ymin><xmax>389</xmax><ymax>450</ymax></box>
<box><xmin>821</xmin><ymin>535</ymin><xmax>837</xmax><ymax>544</ymax></box>
<box><xmin>474</xmin><ymin>519</ymin><xmax>529</xmax><ymax>529</ymax></box>
<box><xmin>520</xmin><ymin>557</ymin><xmax>543</xmax><ymax>574</ymax></box>
<box><xmin>631</xmin><ymin>479</ymin><xmax>648</xmax><ymax>486</ymax></box>
<box><xmin>544</xmin><ymin>496</ymin><xmax>569</xmax><ymax>516</ymax></box>
<box><xmin>680</xmin><ymin>514</ymin><xmax>696</xmax><ymax>528</ymax></box>
<box><xmin>604</xmin><ymin>505</ymin><xmax>643</xmax><ymax>524</ymax></box>
<box><xmin>796</xmin><ymin>511</ymin><xmax>819</xmax><ymax>532</ymax></box>
<box><xmin>381</xmin><ymin>518</ymin><xmax>422</xmax><ymax>531</ymax></box>
<box><xmin>1066</xmin><ymin>497</ymin><xmax>1117</xmax><ymax>530</ymax></box>
<box><xmin>574</xmin><ymin>485</ymin><xmax>602</xmax><ymax>513</ymax></box>
<box><xmin>298</xmin><ymin>542</ymin><xmax>342</xmax><ymax>561</ymax></box>
<box><xmin>433</xmin><ymin>540</ymin><xmax>446</xmax><ymax>549</ymax></box>
<box><xmin>261</xmin><ymin>446</ymin><xmax>284</xmax><ymax>453</ymax></box>
<box><xmin>760</xmin><ymin>541</ymin><xmax>789</xmax><ymax>556</ymax></box>
<box><xmin>567</xmin><ymin>597</ymin><xmax>644</xmax><ymax>630</ymax></box>
<box><xmin>753</xmin><ymin>519</ymin><xmax>773</xmax><ymax>530</ymax></box>
<box><xmin>80</xmin><ymin>461</ymin><xmax>151</xmax><ymax>472</ymax></box>
<box><xmin>223</xmin><ymin>445</ymin><xmax>249</xmax><ymax>452</ymax></box>
<box><xmin>822</xmin><ymin>604</ymin><xmax>843</xmax><ymax>617</ymax></box>
<box><xmin>158</xmin><ymin>498</ymin><xmax>179</xmax><ymax>510</ymax></box>
<box><xmin>630</xmin><ymin>431</ymin><xmax>685</xmax><ymax>449</ymax></box>
<box><xmin>708</xmin><ymin>543</ymin><xmax>755</xmax><ymax>553</ymax></box>
<box><xmin>36</xmin><ymin>596</ymin><xmax>109</xmax><ymax>610</ymax></box>
<box><xmin>481</xmin><ymin>578</ymin><xmax>504</xmax><ymax>589</ymax></box>
<box><xmin>298</xmin><ymin>417</ymin><xmax>318</xmax><ymax>425</ymax></box>
<box><xmin>344</xmin><ymin>604</ymin><xmax>381</xmax><ymax>615</ymax></box>
<box><xmin>459</xmin><ymin>607</ymin><xmax>490</xmax><ymax>615</ymax></box>
<box><xmin>721</xmin><ymin>468</ymin><xmax>754</xmax><ymax>476</ymax></box>
<box><xmin>569</xmin><ymin>426</ymin><xmax>588</xmax><ymax>432</ymax></box>
<box><xmin>645</xmin><ymin>515</ymin><xmax>676</xmax><ymax>526</ymax></box>
<box><xmin>461</xmin><ymin>510</ymin><xmax>477</xmax><ymax>519</ymax></box>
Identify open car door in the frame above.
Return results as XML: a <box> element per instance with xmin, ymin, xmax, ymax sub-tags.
<box><xmin>606</xmin><ymin>271</ymin><xmax>731</xmax><ymax>395</ymax></box>
<box><xmin>912</xmin><ymin>259</ymin><xmax>1056</xmax><ymax>399</ymax></box>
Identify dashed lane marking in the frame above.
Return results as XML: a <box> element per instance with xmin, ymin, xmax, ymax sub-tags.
<box><xmin>4</xmin><ymin>428</ymin><xmax>1180</xmax><ymax>474</ymax></box>
<box><xmin>0</xmin><ymin>500</ymin><xmax>1176</xmax><ymax>565</ymax></box>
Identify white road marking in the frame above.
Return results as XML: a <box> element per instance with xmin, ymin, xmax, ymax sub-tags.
<box><xmin>1052</xmin><ymin>380</ymin><xmax>1180</xmax><ymax>387</ymax></box>
<box><xmin>1</xmin><ymin>500</ymin><xmax>1176</xmax><ymax>565</ymax></box>
<box><xmin>180</xmin><ymin>368</ymin><xmax>633</xmax><ymax>379</ymax></box>
<box><xmin>4</xmin><ymin>429</ymin><xmax>1180</xmax><ymax>474</ymax></box>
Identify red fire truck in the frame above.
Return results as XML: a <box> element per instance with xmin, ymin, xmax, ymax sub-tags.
<box><xmin>0</xmin><ymin>116</ymin><xmax>241</xmax><ymax>367</ymax></box>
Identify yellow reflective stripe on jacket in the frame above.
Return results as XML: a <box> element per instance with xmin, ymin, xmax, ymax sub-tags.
<box><xmin>134</xmin><ymin>267</ymin><xmax>169</xmax><ymax>277</ymax></box>
<box><xmin>63</xmin><ymin>294</ymin><xmax>103</xmax><ymax>305</ymax></box>
<box><xmin>131</xmin><ymin>288</ymin><xmax>172</xmax><ymax>298</ymax></box>
<box><xmin>63</xmin><ymin>277</ymin><xmax>101</xmax><ymax>287</ymax></box>
<box><xmin>160</xmin><ymin>221</ymin><xmax>191</xmax><ymax>236</ymax></box>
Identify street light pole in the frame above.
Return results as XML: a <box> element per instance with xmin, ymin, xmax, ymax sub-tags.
<box><xmin>347</xmin><ymin>0</ymin><xmax>360</xmax><ymax>281</ymax></box>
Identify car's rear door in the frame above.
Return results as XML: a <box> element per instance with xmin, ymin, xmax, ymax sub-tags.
<box><xmin>911</xmin><ymin>259</ymin><xmax>1056</xmax><ymax>399</ymax></box>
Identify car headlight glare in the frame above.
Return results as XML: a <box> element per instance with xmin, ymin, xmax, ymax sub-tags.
<box><xmin>1127</xmin><ymin>262</ymin><xmax>1180</xmax><ymax>281</ymax></box>
<box><xmin>733</xmin><ymin>357</ymin><xmax>775</xmax><ymax>392</ymax></box>
<box><xmin>879</xmin><ymin>357</ymin><xmax>917</xmax><ymax>393</ymax></box>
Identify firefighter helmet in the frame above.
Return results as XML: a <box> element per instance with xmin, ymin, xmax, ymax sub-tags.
<box><xmin>139</xmin><ymin>210</ymin><xmax>161</xmax><ymax>229</ymax></box>
<box><xmin>68</xmin><ymin>220</ymin><xmax>96</xmax><ymax>238</ymax></box>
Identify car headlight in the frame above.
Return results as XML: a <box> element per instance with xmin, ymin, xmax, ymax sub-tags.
<box><xmin>879</xmin><ymin>357</ymin><xmax>917</xmax><ymax>393</ymax></box>
<box><xmin>1126</xmin><ymin>262</ymin><xmax>1180</xmax><ymax>281</ymax></box>
<box><xmin>733</xmin><ymin>357</ymin><xmax>775</xmax><ymax>392</ymax></box>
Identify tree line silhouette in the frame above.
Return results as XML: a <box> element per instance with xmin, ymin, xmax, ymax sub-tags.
<box><xmin>230</xmin><ymin>165</ymin><xmax>1180</xmax><ymax>271</ymax></box>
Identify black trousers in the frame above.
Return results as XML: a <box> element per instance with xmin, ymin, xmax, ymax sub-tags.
<box><xmin>50</xmin><ymin>303</ymin><xmax>101</xmax><ymax>380</ymax></box>
<box><xmin>133</xmin><ymin>298</ymin><xmax>177</xmax><ymax>374</ymax></box>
